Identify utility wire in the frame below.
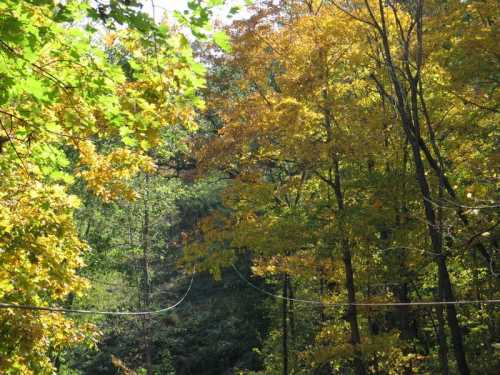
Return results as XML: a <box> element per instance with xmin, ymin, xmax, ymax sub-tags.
<box><xmin>232</xmin><ymin>264</ymin><xmax>500</xmax><ymax>307</ymax></box>
<box><xmin>0</xmin><ymin>267</ymin><xmax>195</xmax><ymax>316</ymax></box>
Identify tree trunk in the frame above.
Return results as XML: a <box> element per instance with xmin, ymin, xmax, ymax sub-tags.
<box><xmin>436</xmin><ymin>184</ymin><xmax>450</xmax><ymax>375</ymax></box>
<box><xmin>321</xmin><ymin>73</ymin><xmax>365</xmax><ymax>375</ymax></box>
<box><xmin>436</xmin><ymin>304</ymin><xmax>450</xmax><ymax>375</ymax></box>
<box><xmin>319</xmin><ymin>274</ymin><xmax>326</xmax><ymax>323</ymax></box>
<box><xmin>333</xmin><ymin>159</ymin><xmax>366</xmax><ymax>375</ymax></box>
<box><xmin>366</xmin><ymin>2</ymin><xmax>470</xmax><ymax>371</ymax></box>
<box><xmin>408</xmin><ymin>137</ymin><xmax>469</xmax><ymax>375</ymax></box>
<box><xmin>142</xmin><ymin>174</ymin><xmax>153</xmax><ymax>375</ymax></box>
<box><xmin>289</xmin><ymin>278</ymin><xmax>296</xmax><ymax>342</ymax></box>
<box><xmin>341</xmin><ymin>238</ymin><xmax>366</xmax><ymax>375</ymax></box>
<box><xmin>283</xmin><ymin>273</ymin><xmax>289</xmax><ymax>375</ymax></box>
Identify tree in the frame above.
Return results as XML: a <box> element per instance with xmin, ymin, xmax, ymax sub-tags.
<box><xmin>0</xmin><ymin>0</ymin><xmax>210</xmax><ymax>372</ymax></box>
<box><xmin>185</xmin><ymin>1</ymin><xmax>499</xmax><ymax>373</ymax></box>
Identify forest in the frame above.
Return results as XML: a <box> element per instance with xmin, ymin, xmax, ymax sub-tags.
<box><xmin>0</xmin><ymin>0</ymin><xmax>498</xmax><ymax>374</ymax></box>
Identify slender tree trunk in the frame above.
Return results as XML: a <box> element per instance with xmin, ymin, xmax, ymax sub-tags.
<box><xmin>319</xmin><ymin>273</ymin><xmax>326</xmax><ymax>323</ymax></box>
<box><xmin>321</xmin><ymin>67</ymin><xmax>365</xmax><ymax>373</ymax></box>
<box><xmin>486</xmin><ymin>278</ymin><xmax>498</xmax><ymax>343</ymax></box>
<box><xmin>366</xmin><ymin>2</ymin><xmax>470</xmax><ymax>371</ymax></box>
<box><xmin>142</xmin><ymin>174</ymin><xmax>153</xmax><ymax>375</ymax></box>
<box><xmin>333</xmin><ymin>159</ymin><xmax>365</xmax><ymax>375</ymax></box>
<box><xmin>289</xmin><ymin>278</ymin><xmax>296</xmax><ymax>341</ymax></box>
<box><xmin>283</xmin><ymin>273</ymin><xmax>289</xmax><ymax>375</ymax></box>
<box><xmin>395</xmin><ymin>142</ymin><xmax>417</xmax><ymax>374</ymax></box>
<box><xmin>436</xmin><ymin>184</ymin><xmax>450</xmax><ymax>375</ymax></box>
<box><xmin>394</xmin><ymin>283</ymin><xmax>416</xmax><ymax>375</ymax></box>
<box><xmin>341</xmin><ymin>238</ymin><xmax>365</xmax><ymax>375</ymax></box>
<box><xmin>408</xmin><ymin>135</ymin><xmax>469</xmax><ymax>374</ymax></box>
<box><xmin>436</xmin><ymin>303</ymin><xmax>450</xmax><ymax>375</ymax></box>
<box><xmin>315</xmin><ymin>272</ymin><xmax>334</xmax><ymax>375</ymax></box>
<box><xmin>367</xmin><ymin>284</ymin><xmax>381</xmax><ymax>375</ymax></box>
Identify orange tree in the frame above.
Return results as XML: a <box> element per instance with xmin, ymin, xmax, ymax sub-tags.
<box><xmin>185</xmin><ymin>1</ymin><xmax>498</xmax><ymax>374</ymax></box>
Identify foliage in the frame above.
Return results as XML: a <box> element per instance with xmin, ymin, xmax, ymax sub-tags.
<box><xmin>1</xmin><ymin>0</ymin><xmax>498</xmax><ymax>374</ymax></box>
<box><xmin>0</xmin><ymin>0</ymin><xmax>224</xmax><ymax>373</ymax></box>
<box><xmin>186</xmin><ymin>0</ymin><xmax>499</xmax><ymax>374</ymax></box>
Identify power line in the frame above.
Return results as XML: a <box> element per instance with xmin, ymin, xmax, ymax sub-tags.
<box><xmin>0</xmin><ymin>267</ymin><xmax>195</xmax><ymax>316</ymax></box>
<box><xmin>232</xmin><ymin>264</ymin><xmax>500</xmax><ymax>307</ymax></box>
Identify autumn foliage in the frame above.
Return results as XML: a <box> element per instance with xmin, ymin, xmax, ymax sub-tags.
<box><xmin>0</xmin><ymin>0</ymin><xmax>498</xmax><ymax>374</ymax></box>
<box><xmin>186</xmin><ymin>1</ymin><xmax>499</xmax><ymax>374</ymax></box>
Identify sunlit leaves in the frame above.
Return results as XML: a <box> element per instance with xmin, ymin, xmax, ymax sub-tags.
<box><xmin>0</xmin><ymin>0</ymin><xmax>213</xmax><ymax>373</ymax></box>
<box><xmin>0</xmin><ymin>170</ymin><xmax>92</xmax><ymax>374</ymax></box>
<box><xmin>213</xmin><ymin>30</ymin><xmax>232</xmax><ymax>52</ymax></box>
<box><xmin>186</xmin><ymin>1</ymin><xmax>499</xmax><ymax>373</ymax></box>
<box><xmin>77</xmin><ymin>141</ymin><xmax>155</xmax><ymax>202</ymax></box>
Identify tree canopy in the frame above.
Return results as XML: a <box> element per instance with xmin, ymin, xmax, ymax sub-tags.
<box><xmin>0</xmin><ymin>1</ymin><xmax>498</xmax><ymax>374</ymax></box>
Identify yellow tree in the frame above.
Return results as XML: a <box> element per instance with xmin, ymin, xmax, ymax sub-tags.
<box><xmin>323</xmin><ymin>1</ymin><xmax>499</xmax><ymax>373</ymax></box>
<box><xmin>0</xmin><ymin>1</ymin><xmax>206</xmax><ymax>373</ymax></box>
<box><xmin>188</xmin><ymin>0</ymin><xmax>498</xmax><ymax>374</ymax></box>
<box><xmin>188</xmin><ymin>2</ymin><xmax>408</xmax><ymax>373</ymax></box>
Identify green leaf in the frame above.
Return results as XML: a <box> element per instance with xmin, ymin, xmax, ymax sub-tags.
<box><xmin>213</xmin><ymin>31</ymin><xmax>232</xmax><ymax>52</ymax></box>
<box><xmin>229</xmin><ymin>6</ymin><xmax>241</xmax><ymax>16</ymax></box>
<box><xmin>122</xmin><ymin>135</ymin><xmax>137</xmax><ymax>147</ymax></box>
<box><xmin>24</xmin><ymin>77</ymin><xmax>48</xmax><ymax>101</ymax></box>
<box><xmin>191</xmin><ymin>62</ymin><xmax>207</xmax><ymax>76</ymax></box>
